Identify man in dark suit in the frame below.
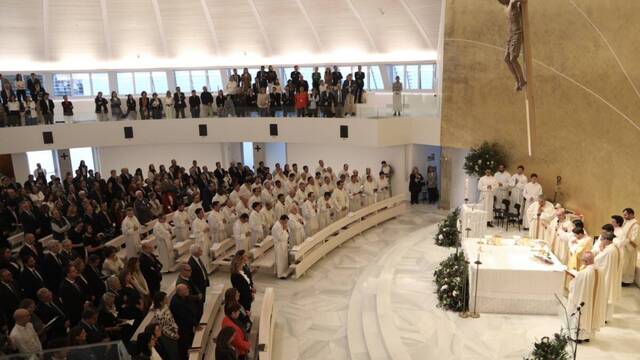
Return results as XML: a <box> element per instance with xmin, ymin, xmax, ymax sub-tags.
<box><xmin>35</xmin><ymin>288</ymin><xmax>69</xmax><ymax>342</ymax></box>
<box><xmin>84</xmin><ymin>255</ymin><xmax>106</xmax><ymax>305</ymax></box>
<box><xmin>290</xmin><ymin>65</ymin><xmax>302</xmax><ymax>89</ymax></box>
<box><xmin>19</xmin><ymin>201</ymin><xmax>41</xmax><ymax>237</ymax></box>
<box><xmin>58</xmin><ymin>264</ymin><xmax>87</xmax><ymax>325</ymax></box>
<box><xmin>354</xmin><ymin>65</ymin><xmax>365</xmax><ymax>103</ymax></box>
<box><xmin>139</xmin><ymin>241</ymin><xmax>163</xmax><ymax>297</ymax></box>
<box><xmin>42</xmin><ymin>241</ymin><xmax>64</xmax><ymax>294</ymax></box>
<box><xmin>79</xmin><ymin>308</ymin><xmax>107</xmax><ymax>344</ymax></box>
<box><xmin>188</xmin><ymin>245</ymin><xmax>210</xmax><ymax>301</ymax></box>
<box><xmin>331</xmin><ymin>65</ymin><xmax>343</xmax><ymax>86</ymax></box>
<box><xmin>175</xmin><ymin>263</ymin><xmax>203</xmax><ymax>320</ymax></box>
<box><xmin>173</xmin><ymin>87</ymin><xmax>186</xmax><ymax>118</ymax></box>
<box><xmin>0</xmin><ymin>268</ymin><xmax>22</xmax><ymax>327</ymax></box>
<box><xmin>170</xmin><ymin>284</ymin><xmax>200</xmax><ymax>360</ymax></box>
<box><xmin>18</xmin><ymin>233</ymin><xmax>41</xmax><ymax>264</ymax></box>
<box><xmin>19</xmin><ymin>255</ymin><xmax>45</xmax><ymax>300</ymax></box>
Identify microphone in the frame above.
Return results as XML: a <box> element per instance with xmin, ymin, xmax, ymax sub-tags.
<box><xmin>570</xmin><ymin>302</ymin><xmax>585</xmax><ymax>317</ymax></box>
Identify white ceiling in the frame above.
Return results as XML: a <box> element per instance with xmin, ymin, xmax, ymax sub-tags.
<box><xmin>0</xmin><ymin>0</ymin><xmax>441</xmax><ymax>70</ymax></box>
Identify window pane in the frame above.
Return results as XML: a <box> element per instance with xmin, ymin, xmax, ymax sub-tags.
<box><xmin>151</xmin><ymin>71</ymin><xmax>168</xmax><ymax>94</ymax></box>
<box><xmin>420</xmin><ymin>64</ymin><xmax>435</xmax><ymax>90</ymax></box>
<box><xmin>174</xmin><ymin>71</ymin><xmax>191</xmax><ymax>92</ymax></box>
<box><xmin>339</xmin><ymin>66</ymin><xmax>352</xmax><ymax>79</ymax></box>
<box><xmin>70</xmin><ymin>147</ymin><xmax>95</xmax><ymax>173</ymax></box>
<box><xmin>53</xmin><ymin>74</ymin><xmax>72</xmax><ymax>97</ymax></box>
<box><xmin>405</xmin><ymin>65</ymin><xmax>419</xmax><ymax>90</ymax></box>
<box><xmin>207</xmin><ymin>70</ymin><xmax>223</xmax><ymax>91</ymax></box>
<box><xmin>134</xmin><ymin>72</ymin><xmax>151</xmax><ymax>95</ymax></box>
<box><xmin>368</xmin><ymin>66</ymin><xmax>384</xmax><ymax>90</ymax></box>
<box><xmin>191</xmin><ymin>70</ymin><xmax>207</xmax><ymax>92</ymax></box>
<box><xmin>27</xmin><ymin>150</ymin><xmax>56</xmax><ymax>179</ymax></box>
<box><xmin>117</xmin><ymin>72</ymin><xmax>134</xmax><ymax>95</ymax></box>
<box><xmin>71</xmin><ymin>73</ymin><xmax>91</xmax><ymax>96</ymax></box>
<box><xmin>248</xmin><ymin>68</ymin><xmax>259</xmax><ymax>83</ymax></box>
<box><xmin>392</xmin><ymin>65</ymin><xmax>405</xmax><ymax>85</ymax></box>
<box><xmin>242</xmin><ymin>142</ymin><xmax>254</xmax><ymax>170</ymax></box>
<box><xmin>91</xmin><ymin>73</ymin><xmax>109</xmax><ymax>96</ymax></box>
<box><xmin>299</xmin><ymin>67</ymin><xmax>313</xmax><ymax>83</ymax></box>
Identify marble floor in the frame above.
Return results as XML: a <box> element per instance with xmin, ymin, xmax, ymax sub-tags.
<box><xmin>160</xmin><ymin>205</ymin><xmax>640</xmax><ymax>359</ymax></box>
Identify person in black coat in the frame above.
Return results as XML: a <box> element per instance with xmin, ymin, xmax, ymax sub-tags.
<box><xmin>39</xmin><ymin>93</ymin><xmax>55</xmax><ymax>124</ymax></box>
<box><xmin>59</xmin><ymin>264</ymin><xmax>88</xmax><ymax>325</ymax></box>
<box><xmin>215</xmin><ymin>326</ymin><xmax>238</xmax><ymax>360</ymax></box>
<box><xmin>1</xmin><ymin>247</ymin><xmax>22</xmax><ymax>280</ymax></box>
<box><xmin>19</xmin><ymin>233</ymin><xmax>42</xmax><ymax>265</ymax></box>
<box><xmin>170</xmin><ymin>284</ymin><xmax>201</xmax><ymax>360</ymax></box>
<box><xmin>173</xmin><ymin>87</ymin><xmax>186</xmax><ymax>118</ymax></box>
<box><xmin>84</xmin><ymin>255</ymin><xmax>106</xmax><ymax>304</ymax></box>
<box><xmin>78</xmin><ymin>308</ymin><xmax>106</xmax><ymax>344</ymax></box>
<box><xmin>175</xmin><ymin>264</ymin><xmax>203</xmax><ymax>320</ymax></box>
<box><xmin>409</xmin><ymin>167</ymin><xmax>424</xmax><ymax>205</ymax></box>
<box><xmin>0</xmin><ymin>268</ymin><xmax>22</xmax><ymax>327</ymax></box>
<box><xmin>189</xmin><ymin>90</ymin><xmax>201</xmax><ymax>118</ymax></box>
<box><xmin>230</xmin><ymin>256</ymin><xmax>253</xmax><ymax>313</ymax></box>
<box><xmin>42</xmin><ymin>241</ymin><xmax>65</xmax><ymax>293</ymax></box>
<box><xmin>35</xmin><ymin>288</ymin><xmax>69</xmax><ymax>342</ymax></box>
<box><xmin>139</xmin><ymin>242</ymin><xmax>163</xmax><ymax>297</ymax></box>
<box><xmin>19</xmin><ymin>202</ymin><xmax>41</xmax><ymax>237</ymax></box>
<box><xmin>187</xmin><ymin>245</ymin><xmax>210</xmax><ymax>298</ymax></box>
<box><xmin>19</xmin><ymin>255</ymin><xmax>45</xmax><ymax>300</ymax></box>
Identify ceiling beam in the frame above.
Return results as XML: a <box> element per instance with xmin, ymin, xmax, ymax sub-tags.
<box><xmin>397</xmin><ymin>0</ymin><xmax>433</xmax><ymax>49</ymax></box>
<box><xmin>293</xmin><ymin>0</ymin><xmax>322</xmax><ymax>50</ymax></box>
<box><xmin>150</xmin><ymin>0</ymin><xmax>169</xmax><ymax>56</ymax></box>
<box><xmin>246</xmin><ymin>0</ymin><xmax>273</xmax><ymax>55</ymax></box>
<box><xmin>344</xmin><ymin>0</ymin><xmax>378</xmax><ymax>52</ymax></box>
<box><xmin>99</xmin><ymin>0</ymin><xmax>112</xmax><ymax>58</ymax></box>
<box><xmin>199</xmin><ymin>0</ymin><xmax>221</xmax><ymax>54</ymax></box>
<box><xmin>42</xmin><ymin>0</ymin><xmax>49</xmax><ymax>60</ymax></box>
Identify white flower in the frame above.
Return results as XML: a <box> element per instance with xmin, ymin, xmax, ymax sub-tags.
<box><xmin>452</xmin><ymin>290</ymin><xmax>458</xmax><ymax>296</ymax></box>
<box><xmin>438</xmin><ymin>235</ymin><xmax>444</xmax><ymax>240</ymax></box>
<box><xmin>477</xmin><ymin>160</ymin><xmax>482</xmax><ymax>164</ymax></box>
<box><xmin>440</xmin><ymin>285</ymin><xmax>448</xmax><ymax>291</ymax></box>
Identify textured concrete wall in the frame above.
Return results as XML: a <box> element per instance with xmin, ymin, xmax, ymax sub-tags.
<box><xmin>441</xmin><ymin>0</ymin><xmax>640</xmax><ymax>228</ymax></box>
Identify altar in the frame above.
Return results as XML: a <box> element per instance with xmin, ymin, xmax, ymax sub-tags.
<box><xmin>463</xmin><ymin>237</ymin><xmax>566</xmax><ymax>315</ymax></box>
<box><xmin>459</xmin><ymin>203</ymin><xmax>488</xmax><ymax>238</ymax></box>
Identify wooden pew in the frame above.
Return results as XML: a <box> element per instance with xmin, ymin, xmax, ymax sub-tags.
<box><xmin>257</xmin><ymin>288</ymin><xmax>276</xmax><ymax>360</ymax></box>
<box><xmin>187</xmin><ymin>283</ymin><xmax>227</xmax><ymax>360</ymax></box>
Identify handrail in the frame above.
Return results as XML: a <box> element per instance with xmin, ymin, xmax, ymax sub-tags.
<box><xmin>258</xmin><ymin>287</ymin><xmax>276</xmax><ymax>360</ymax></box>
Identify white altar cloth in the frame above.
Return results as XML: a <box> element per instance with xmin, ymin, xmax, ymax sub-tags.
<box><xmin>460</xmin><ymin>204</ymin><xmax>488</xmax><ymax>238</ymax></box>
<box><xmin>463</xmin><ymin>238</ymin><xmax>566</xmax><ymax>315</ymax></box>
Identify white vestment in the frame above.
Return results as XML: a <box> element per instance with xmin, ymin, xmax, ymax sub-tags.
<box><xmin>173</xmin><ymin>210</ymin><xmax>190</xmax><ymax>243</ymax></box>
<box><xmin>222</xmin><ymin>206</ymin><xmax>238</xmax><ymax>237</ymax></box>
<box><xmin>208</xmin><ymin>210</ymin><xmax>226</xmax><ymax>244</ymax></box>
<box><xmin>620</xmin><ymin>219</ymin><xmax>638</xmax><ymax>284</ymax></box>
<box><xmin>287</xmin><ymin>213</ymin><xmax>306</xmax><ymax>248</ymax></box>
<box><xmin>235</xmin><ymin>201</ymin><xmax>250</xmax><ymax>216</ymax></box>
<box><xmin>301</xmin><ymin>199</ymin><xmax>319</xmax><ymax>236</ymax></box>
<box><xmin>249</xmin><ymin>210</ymin><xmax>265</xmax><ymax>247</ymax></box>
<box><xmin>191</xmin><ymin>217</ymin><xmax>211</xmax><ymax>272</ymax></box>
<box><xmin>274</xmin><ymin>201</ymin><xmax>287</xmax><ymax>223</ymax></box>
<box><xmin>271</xmin><ymin>222</ymin><xmax>290</xmax><ymax>278</ymax></box>
<box><xmin>477</xmin><ymin>175</ymin><xmax>499</xmax><ymax>215</ymax></box>
<box><xmin>332</xmin><ymin>188</ymin><xmax>349</xmax><ymax>219</ymax></box>
<box><xmin>317</xmin><ymin>197</ymin><xmax>334</xmax><ymax>229</ymax></box>
<box><xmin>187</xmin><ymin>201</ymin><xmax>203</xmax><ymax>221</ymax></box>
<box><xmin>233</xmin><ymin>220</ymin><xmax>251</xmax><ymax>253</ymax></box>
<box><xmin>594</xmin><ymin>243</ymin><xmax>622</xmax><ymax>322</ymax></box>
<box><xmin>549</xmin><ymin>218</ymin><xmax>574</xmax><ymax>265</ymax></box>
<box><xmin>363</xmin><ymin>180</ymin><xmax>378</xmax><ymax>206</ymax></box>
<box><xmin>522</xmin><ymin>182</ymin><xmax>543</xmax><ymax>227</ymax></box>
<box><xmin>260</xmin><ymin>207</ymin><xmax>275</xmax><ymax>232</ymax></box>
<box><xmin>508</xmin><ymin>173</ymin><xmax>527</xmax><ymax>214</ymax></box>
<box><xmin>378</xmin><ymin>177</ymin><xmax>390</xmax><ymax>201</ymax></box>
<box><xmin>525</xmin><ymin>201</ymin><xmax>555</xmax><ymax>239</ymax></box>
<box><xmin>493</xmin><ymin>171</ymin><xmax>511</xmax><ymax>211</ymax></box>
<box><xmin>153</xmin><ymin>221</ymin><xmax>174</xmax><ymax>272</ymax></box>
<box><xmin>121</xmin><ymin>216</ymin><xmax>141</xmax><ymax>258</ymax></box>
<box><xmin>568</xmin><ymin>264</ymin><xmax>606</xmax><ymax>340</ymax></box>
<box><xmin>228</xmin><ymin>190</ymin><xmax>241</xmax><ymax>206</ymax></box>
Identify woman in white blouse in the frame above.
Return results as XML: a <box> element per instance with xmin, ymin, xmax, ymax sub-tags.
<box><xmin>28</xmin><ymin>186</ymin><xmax>45</xmax><ymax>207</ymax></box>
<box><xmin>164</xmin><ymin>91</ymin><xmax>174</xmax><ymax>119</ymax></box>
<box><xmin>102</xmin><ymin>246</ymin><xmax>125</xmax><ymax>277</ymax></box>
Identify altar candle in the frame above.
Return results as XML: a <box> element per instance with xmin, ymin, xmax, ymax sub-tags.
<box><xmin>464</xmin><ymin>177</ymin><xmax>470</xmax><ymax>200</ymax></box>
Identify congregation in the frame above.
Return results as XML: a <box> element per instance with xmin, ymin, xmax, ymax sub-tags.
<box><xmin>476</xmin><ymin>165</ymin><xmax>638</xmax><ymax>342</ymax></box>
<box><xmin>0</xmin><ymin>156</ymin><xmax>395</xmax><ymax>359</ymax></box>
<box><xmin>0</xmin><ymin>67</ymin><xmax>405</xmax><ymax>126</ymax></box>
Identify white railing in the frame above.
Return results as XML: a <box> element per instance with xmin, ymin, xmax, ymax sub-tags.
<box><xmin>257</xmin><ymin>287</ymin><xmax>276</xmax><ymax>360</ymax></box>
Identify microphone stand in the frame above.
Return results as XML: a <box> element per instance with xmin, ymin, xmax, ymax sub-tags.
<box><xmin>459</xmin><ymin>258</ymin><xmax>471</xmax><ymax>318</ymax></box>
<box><xmin>535</xmin><ymin>213</ymin><xmax>541</xmax><ymax>240</ymax></box>
<box><xmin>471</xmin><ymin>255</ymin><xmax>482</xmax><ymax>318</ymax></box>
<box><xmin>571</xmin><ymin>304</ymin><xmax>583</xmax><ymax>360</ymax></box>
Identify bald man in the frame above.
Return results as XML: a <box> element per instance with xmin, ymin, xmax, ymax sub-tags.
<box><xmin>568</xmin><ymin>251</ymin><xmax>605</xmax><ymax>342</ymax></box>
<box><xmin>171</xmin><ymin>283</ymin><xmax>201</xmax><ymax>360</ymax></box>
<box><xmin>10</xmin><ymin>308</ymin><xmax>43</xmax><ymax>354</ymax></box>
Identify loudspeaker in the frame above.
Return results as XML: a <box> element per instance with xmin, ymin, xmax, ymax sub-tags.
<box><xmin>42</xmin><ymin>131</ymin><xmax>54</xmax><ymax>144</ymax></box>
<box><xmin>269</xmin><ymin>123</ymin><xmax>278</xmax><ymax>136</ymax></box>
<box><xmin>199</xmin><ymin>124</ymin><xmax>208</xmax><ymax>136</ymax></box>
<box><xmin>340</xmin><ymin>125</ymin><xmax>348</xmax><ymax>139</ymax></box>
<box><xmin>124</xmin><ymin>126</ymin><xmax>133</xmax><ymax>139</ymax></box>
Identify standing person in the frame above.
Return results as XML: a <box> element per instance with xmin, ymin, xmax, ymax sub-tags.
<box><xmin>426</xmin><ymin>167</ymin><xmax>439</xmax><ymax>204</ymax></box>
<box><xmin>290</xmin><ymin>65</ymin><xmax>301</xmax><ymax>89</ymax></box>
<box><xmin>95</xmin><ymin>92</ymin><xmax>109</xmax><ymax>121</ymax></box>
<box><xmin>121</xmin><ymin>207</ymin><xmax>141</xmax><ymax>259</ymax></box>
<box><xmin>153</xmin><ymin>214</ymin><xmax>175</xmax><ymax>271</ymax></box>
<box><xmin>9</xmin><ymin>308</ymin><xmax>43</xmax><ymax>354</ymax></box>
<box><xmin>567</xmin><ymin>251</ymin><xmax>605</xmax><ymax>343</ymax></box>
<box><xmin>342</xmin><ymin>74</ymin><xmax>356</xmax><ymax>117</ymax></box>
<box><xmin>150</xmin><ymin>292</ymin><xmax>180</xmax><ymax>360</ymax></box>
<box><xmin>522</xmin><ymin>173</ymin><xmax>543</xmax><ymax>230</ymax></box>
<box><xmin>215</xmin><ymin>327</ymin><xmax>238</xmax><ymax>360</ymax></box>
<box><xmin>230</xmin><ymin>256</ymin><xmax>253</xmax><ymax>314</ymax></box>
<box><xmin>508</xmin><ymin>165</ymin><xmax>527</xmax><ymax>215</ymax></box>
<box><xmin>125</xmin><ymin>94</ymin><xmax>137</xmax><ymax>120</ymax></box>
<box><xmin>201</xmin><ymin>86</ymin><xmax>214</xmax><ymax>117</ymax></box>
<box><xmin>221</xmin><ymin>303</ymin><xmax>251</xmax><ymax>358</ymax></box>
<box><xmin>409</xmin><ymin>167</ymin><xmax>424</xmax><ymax>205</ymax></box>
<box><xmin>392</xmin><ymin>76</ymin><xmax>403</xmax><ymax>116</ymax></box>
<box><xmin>174</xmin><ymin>87</ymin><xmax>186</xmax><ymax>118</ymax></box>
<box><xmin>139</xmin><ymin>91</ymin><xmax>150</xmax><ymax>120</ymax></box>
<box><xmin>62</xmin><ymin>95</ymin><xmax>74</xmax><ymax>123</ymax></box>
<box><xmin>40</xmin><ymin>93</ymin><xmax>55</xmax><ymax>124</ymax></box>
<box><xmin>15</xmin><ymin>74</ymin><xmax>27</xmax><ymax>101</ymax></box>
<box><xmin>620</xmin><ymin>208</ymin><xmax>638</xmax><ymax>286</ymax></box>
<box><xmin>271</xmin><ymin>215</ymin><xmax>290</xmax><ymax>279</ymax></box>
<box><xmin>308</xmin><ymin>89</ymin><xmax>320</xmax><ymax>117</ymax></box>
<box><xmin>189</xmin><ymin>90</ymin><xmax>201</xmax><ymax>118</ymax></box>
<box><xmin>170</xmin><ymin>284</ymin><xmax>200</xmax><ymax>360</ymax></box>
<box><xmin>494</xmin><ymin>164</ymin><xmax>511</xmax><ymax>209</ymax></box>
<box><xmin>294</xmin><ymin>87</ymin><xmax>309</xmax><ymax>117</ymax></box>
<box><xmin>110</xmin><ymin>91</ymin><xmax>123</xmax><ymax>120</ymax></box>
<box><xmin>331</xmin><ymin>65</ymin><xmax>343</xmax><ymax>86</ymax></box>
<box><xmin>139</xmin><ymin>241</ymin><xmax>163</xmax><ymax>297</ymax></box>
<box><xmin>164</xmin><ymin>90</ymin><xmax>174</xmax><ymax>119</ymax></box>
<box><xmin>216</xmin><ymin>90</ymin><xmax>226</xmax><ymax>117</ymax></box>
<box><xmin>59</xmin><ymin>264</ymin><xmax>88</xmax><ymax>325</ymax></box>
<box><xmin>311</xmin><ymin>66</ymin><xmax>321</xmax><ymax>92</ymax></box>
<box><xmin>24</xmin><ymin>96</ymin><xmax>38</xmax><ymax>125</ymax></box>
<box><xmin>354</xmin><ymin>65</ymin><xmax>365</xmax><ymax>103</ymax></box>
<box><xmin>6</xmin><ymin>95</ymin><xmax>21</xmax><ymax>127</ymax></box>
<box><xmin>478</xmin><ymin>169</ymin><xmax>499</xmax><ymax>226</ymax></box>
<box><xmin>151</xmin><ymin>93</ymin><xmax>163</xmax><ymax>119</ymax></box>
<box><xmin>256</xmin><ymin>88</ymin><xmax>269</xmax><ymax>117</ymax></box>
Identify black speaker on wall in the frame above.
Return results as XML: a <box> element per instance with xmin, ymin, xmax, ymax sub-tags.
<box><xmin>124</xmin><ymin>126</ymin><xmax>133</xmax><ymax>139</ymax></box>
<box><xmin>42</xmin><ymin>131</ymin><xmax>54</xmax><ymax>144</ymax></box>
<box><xmin>340</xmin><ymin>125</ymin><xmax>349</xmax><ymax>139</ymax></box>
<box><xmin>269</xmin><ymin>123</ymin><xmax>278</xmax><ymax>136</ymax></box>
<box><xmin>199</xmin><ymin>124</ymin><xmax>208</xmax><ymax>136</ymax></box>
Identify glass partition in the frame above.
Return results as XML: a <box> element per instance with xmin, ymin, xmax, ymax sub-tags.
<box><xmin>0</xmin><ymin>341</ymin><xmax>130</xmax><ymax>360</ymax></box>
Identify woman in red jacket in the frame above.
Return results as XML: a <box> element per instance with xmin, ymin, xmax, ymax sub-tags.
<box><xmin>294</xmin><ymin>87</ymin><xmax>309</xmax><ymax>117</ymax></box>
<box><xmin>221</xmin><ymin>303</ymin><xmax>251</xmax><ymax>359</ymax></box>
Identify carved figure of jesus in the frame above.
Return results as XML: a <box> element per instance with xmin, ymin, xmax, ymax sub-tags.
<box><xmin>498</xmin><ymin>0</ymin><xmax>527</xmax><ymax>91</ymax></box>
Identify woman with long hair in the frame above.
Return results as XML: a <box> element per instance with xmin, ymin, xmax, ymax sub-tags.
<box><xmin>111</xmin><ymin>91</ymin><xmax>123</xmax><ymax>120</ymax></box>
<box><xmin>150</xmin><ymin>292</ymin><xmax>180</xmax><ymax>360</ymax></box>
<box><xmin>215</xmin><ymin>326</ymin><xmax>237</xmax><ymax>360</ymax></box>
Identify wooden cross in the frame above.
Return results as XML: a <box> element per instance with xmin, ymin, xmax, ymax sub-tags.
<box><xmin>521</xmin><ymin>0</ymin><xmax>535</xmax><ymax>157</ymax></box>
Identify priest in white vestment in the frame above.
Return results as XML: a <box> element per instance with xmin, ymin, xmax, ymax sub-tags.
<box><xmin>378</xmin><ymin>173</ymin><xmax>390</xmax><ymax>201</ymax></box>
<box><xmin>346</xmin><ymin>175</ymin><xmax>363</xmax><ymax>212</ymax></box>
<box><xmin>548</xmin><ymin>210</ymin><xmax>575</xmax><ymax>265</ymax></box>
<box><xmin>526</xmin><ymin>195</ymin><xmax>555</xmax><ymax>240</ymax></box>
<box><xmin>191</xmin><ymin>208</ymin><xmax>211</xmax><ymax>272</ymax></box>
<box><xmin>508</xmin><ymin>166</ymin><xmax>527</xmax><ymax>215</ymax></box>
<box><xmin>318</xmin><ymin>192</ymin><xmax>335</xmax><ymax>229</ymax></box>
<box><xmin>301</xmin><ymin>193</ymin><xmax>319</xmax><ymax>236</ymax></box>
<box><xmin>568</xmin><ymin>227</ymin><xmax>593</xmax><ymax>271</ymax></box>
<box><xmin>187</xmin><ymin>194</ymin><xmax>204</xmax><ymax>221</ymax></box>
<box><xmin>173</xmin><ymin>204</ymin><xmax>190</xmax><ymax>243</ymax></box>
<box><xmin>272</xmin><ymin>215</ymin><xmax>290</xmax><ymax>278</ymax></box>
<box><xmin>153</xmin><ymin>214</ymin><xmax>174</xmax><ymax>272</ymax></box>
<box><xmin>208</xmin><ymin>201</ymin><xmax>226</xmax><ymax>244</ymax></box>
<box><xmin>222</xmin><ymin>201</ymin><xmax>238</xmax><ymax>238</ymax></box>
<box><xmin>568</xmin><ymin>251</ymin><xmax>606</xmax><ymax>342</ymax></box>
<box><xmin>121</xmin><ymin>208</ymin><xmax>141</xmax><ymax>258</ymax></box>
<box><xmin>522</xmin><ymin>174</ymin><xmax>543</xmax><ymax>230</ymax></box>
<box><xmin>363</xmin><ymin>175</ymin><xmax>378</xmax><ymax>207</ymax></box>
<box><xmin>274</xmin><ymin>195</ymin><xmax>287</xmax><ymax>223</ymax></box>
<box><xmin>249</xmin><ymin>203</ymin><xmax>265</xmax><ymax>247</ymax></box>
<box><xmin>620</xmin><ymin>208</ymin><xmax>638</xmax><ymax>285</ymax></box>
<box><xmin>233</xmin><ymin>214</ymin><xmax>251</xmax><ymax>253</ymax></box>
<box><xmin>260</xmin><ymin>202</ymin><xmax>276</xmax><ymax>232</ymax></box>
<box><xmin>332</xmin><ymin>181</ymin><xmax>349</xmax><ymax>219</ymax></box>
<box><xmin>493</xmin><ymin>165</ymin><xmax>511</xmax><ymax>211</ymax></box>
<box><xmin>594</xmin><ymin>233</ymin><xmax>622</xmax><ymax>322</ymax></box>
<box><xmin>287</xmin><ymin>206</ymin><xmax>306</xmax><ymax>248</ymax></box>
<box><xmin>477</xmin><ymin>169</ymin><xmax>498</xmax><ymax>226</ymax></box>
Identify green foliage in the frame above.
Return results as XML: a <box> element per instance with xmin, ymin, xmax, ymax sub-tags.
<box><xmin>433</xmin><ymin>251</ymin><xmax>468</xmax><ymax>312</ymax></box>
<box><xmin>434</xmin><ymin>208</ymin><xmax>461</xmax><ymax>247</ymax></box>
<box><xmin>463</xmin><ymin>141</ymin><xmax>508</xmax><ymax>177</ymax></box>
<box><xmin>525</xmin><ymin>334</ymin><xmax>571</xmax><ymax>360</ymax></box>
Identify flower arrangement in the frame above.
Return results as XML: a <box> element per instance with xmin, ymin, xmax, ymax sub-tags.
<box><xmin>433</xmin><ymin>251</ymin><xmax>468</xmax><ymax>312</ymax></box>
<box><xmin>434</xmin><ymin>208</ymin><xmax>461</xmax><ymax>247</ymax></box>
<box><xmin>525</xmin><ymin>333</ymin><xmax>571</xmax><ymax>360</ymax></box>
<box><xmin>463</xmin><ymin>141</ymin><xmax>508</xmax><ymax>177</ymax></box>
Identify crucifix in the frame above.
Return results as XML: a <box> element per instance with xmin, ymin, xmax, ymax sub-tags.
<box><xmin>60</xmin><ymin>152</ymin><xmax>69</xmax><ymax>160</ymax></box>
<box><xmin>498</xmin><ymin>0</ymin><xmax>536</xmax><ymax>157</ymax></box>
